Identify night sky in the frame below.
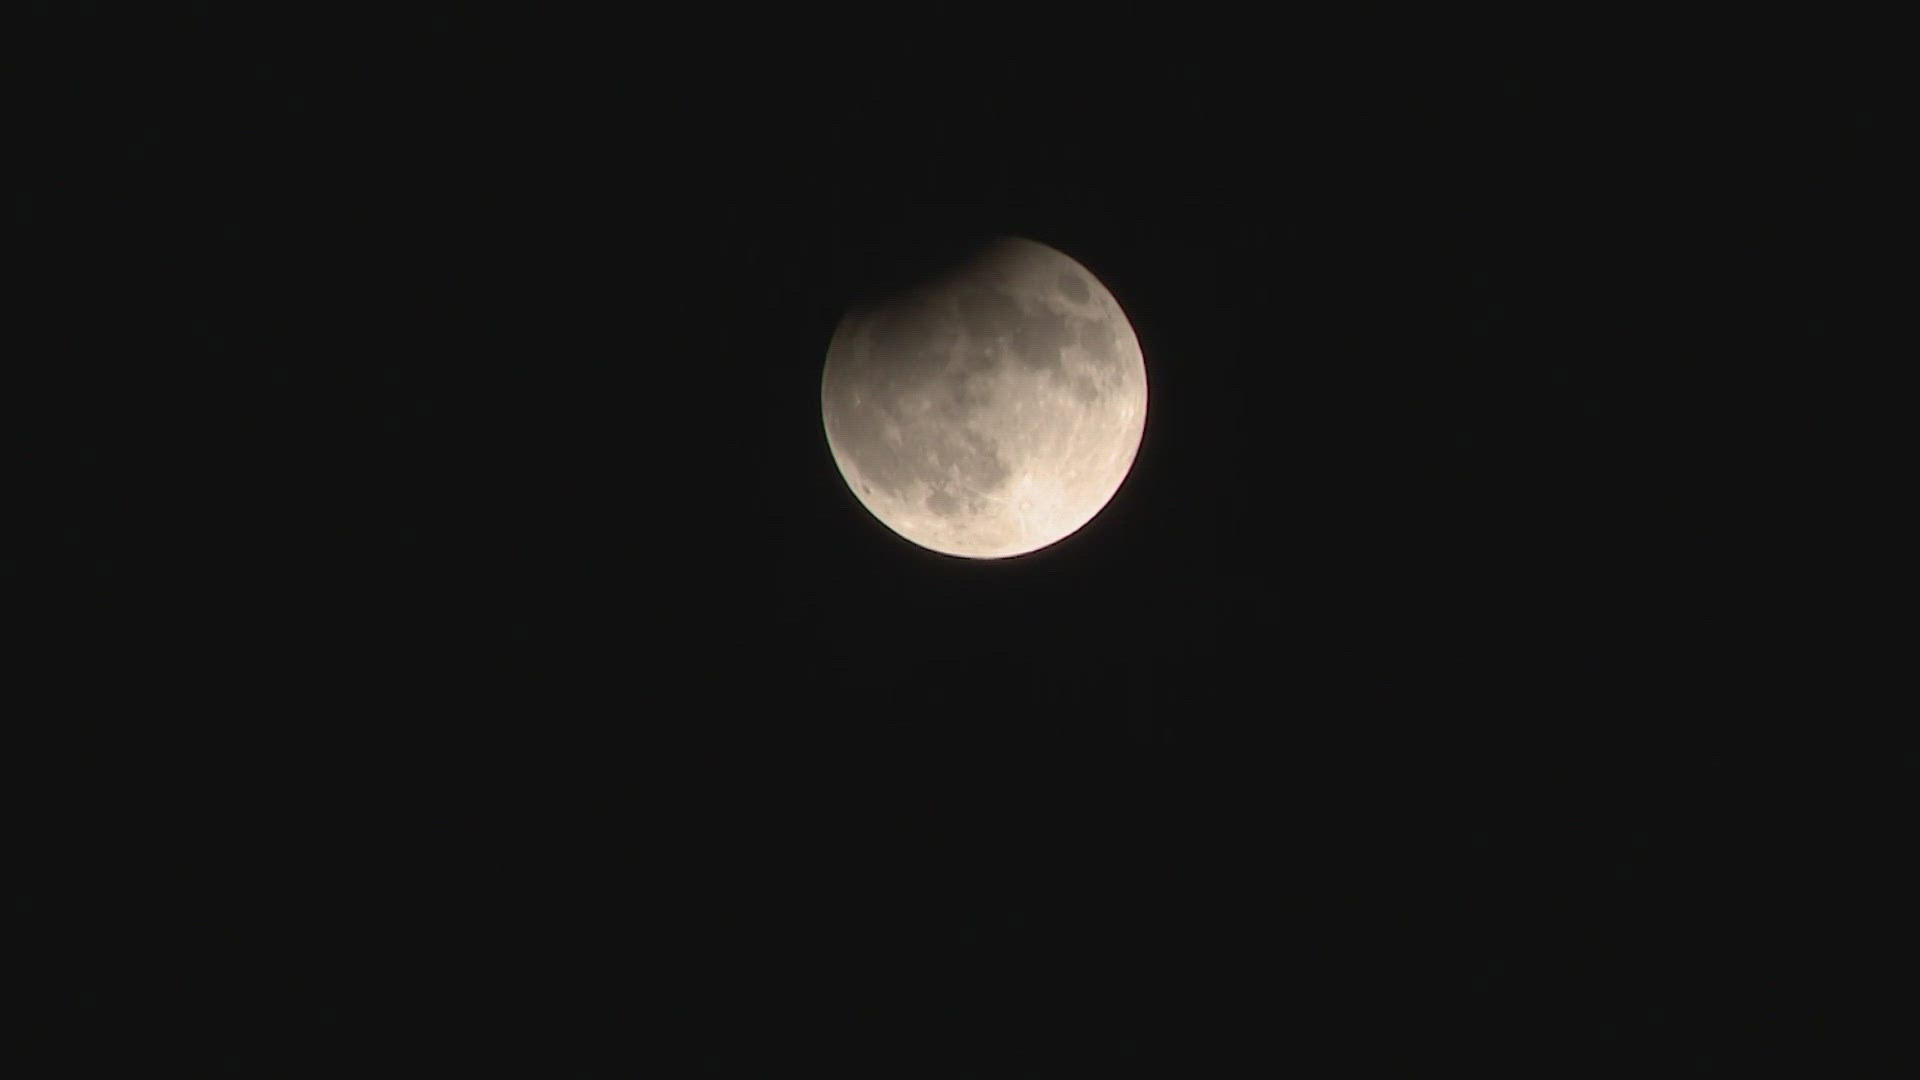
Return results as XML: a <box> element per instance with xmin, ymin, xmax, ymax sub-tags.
<box><xmin>21</xmin><ymin>8</ymin><xmax>1893</xmax><ymax>1077</ymax></box>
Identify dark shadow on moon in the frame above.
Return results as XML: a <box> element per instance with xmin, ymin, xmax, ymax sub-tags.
<box><xmin>840</xmin><ymin>231</ymin><xmax>1011</xmax><ymax>315</ymax></box>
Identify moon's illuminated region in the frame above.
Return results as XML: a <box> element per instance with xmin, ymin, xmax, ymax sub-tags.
<box><xmin>821</xmin><ymin>237</ymin><xmax>1147</xmax><ymax>559</ymax></box>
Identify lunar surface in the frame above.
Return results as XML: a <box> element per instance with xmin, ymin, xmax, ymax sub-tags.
<box><xmin>821</xmin><ymin>237</ymin><xmax>1147</xmax><ymax>558</ymax></box>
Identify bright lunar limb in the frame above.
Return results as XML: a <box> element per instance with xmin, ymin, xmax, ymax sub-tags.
<box><xmin>820</xmin><ymin>237</ymin><xmax>1147</xmax><ymax>558</ymax></box>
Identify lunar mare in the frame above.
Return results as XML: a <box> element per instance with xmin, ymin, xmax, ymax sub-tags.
<box><xmin>821</xmin><ymin>237</ymin><xmax>1147</xmax><ymax>558</ymax></box>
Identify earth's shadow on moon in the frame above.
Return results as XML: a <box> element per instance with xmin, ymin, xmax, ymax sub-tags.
<box><xmin>835</xmin><ymin>229</ymin><xmax>1023</xmax><ymax>318</ymax></box>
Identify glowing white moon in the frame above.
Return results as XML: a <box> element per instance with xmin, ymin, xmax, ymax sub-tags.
<box><xmin>821</xmin><ymin>237</ymin><xmax>1147</xmax><ymax>558</ymax></box>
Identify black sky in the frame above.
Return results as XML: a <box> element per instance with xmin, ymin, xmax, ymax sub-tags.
<box><xmin>18</xmin><ymin>8</ymin><xmax>1895</xmax><ymax>1077</ymax></box>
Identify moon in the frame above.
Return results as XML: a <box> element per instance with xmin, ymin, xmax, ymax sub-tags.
<box><xmin>821</xmin><ymin>237</ymin><xmax>1147</xmax><ymax>559</ymax></box>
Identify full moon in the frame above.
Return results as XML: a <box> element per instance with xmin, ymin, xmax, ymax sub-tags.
<box><xmin>820</xmin><ymin>237</ymin><xmax>1147</xmax><ymax>559</ymax></box>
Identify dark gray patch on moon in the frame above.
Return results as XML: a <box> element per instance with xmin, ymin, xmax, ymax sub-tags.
<box><xmin>823</xmin><ymin>353</ymin><xmax>1011</xmax><ymax>508</ymax></box>
<box><xmin>953</xmin><ymin>282</ymin><xmax>1074</xmax><ymax>372</ymax></box>
<box><xmin>867</xmin><ymin>302</ymin><xmax>957</xmax><ymax>384</ymax></box>
<box><xmin>1009</xmin><ymin>305</ymin><xmax>1071</xmax><ymax>371</ymax></box>
<box><xmin>957</xmin><ymin>287</ymin><xmax>1021</xmax><ymax>342</ymax></box>
<box><xmin>1057</xmin><ymin>272</ymin><xmax>1089</xmax><ymax>304</ymax></box>
<box><xmin>1076</xmin><ymin>318</ymin><xmax>1114</xmax><ymax>354</ymax></box>
<box><xmin>1066</xmin><ymin>373</ymin><xmax>1100</xmax><ymax>405</ymax></box>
